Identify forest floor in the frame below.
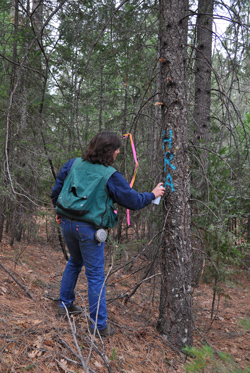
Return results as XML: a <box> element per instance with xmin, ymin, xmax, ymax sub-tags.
<box><xmin>0</xmin><ymin>221</ymin><xmax>250</xmax><ymax>373</ymax></box>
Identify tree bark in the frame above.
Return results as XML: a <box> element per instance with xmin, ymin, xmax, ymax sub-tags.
<box><xmin>99</xmin><ymin>52</ymin><xmax>104</xmax><ymax>132</ymax></box>
<box><xmin>157</xmin><ymin>0</ymin><xmax>193</xmax><ymax>349</ymax></box>
<box><xmin>193</xmin><ymin>0</ymin><xmax>214</xmax><ymax>155</ymax></box>
<box><xmin>1</xmin><ymin>0</ymin><xmax>19</xmax><ymax>243</ymax></box>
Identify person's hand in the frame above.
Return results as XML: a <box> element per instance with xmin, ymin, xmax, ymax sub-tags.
<box><xmin>151</xmin><ymin>183</ymin><xmax>165</xmax><ymax>198</ymax></box>
<box><xmin>56</xmin><ymin>215</ymin><xmax>62</xmax><ymax>225</ymax></box>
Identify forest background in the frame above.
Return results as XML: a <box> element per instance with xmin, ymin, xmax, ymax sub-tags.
<box><xmin>1</xmin><ymin>0</ymin><xmax>250</xmax><ymax>372</ymax></box>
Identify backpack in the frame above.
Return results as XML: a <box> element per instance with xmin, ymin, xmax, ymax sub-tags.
<box><xmin>56</xmin><ymin>158</ymin><xmax>118</xmax><ymax>228</ymax></box>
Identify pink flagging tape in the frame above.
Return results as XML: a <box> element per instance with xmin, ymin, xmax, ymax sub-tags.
<box><xmin>123</xmin><ymin>133</ymin><xmax>139</xmax><ymax>225</ymax></box>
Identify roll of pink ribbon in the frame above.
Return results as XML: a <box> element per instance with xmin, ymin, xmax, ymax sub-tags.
<box><xmin>123</xmin><ymin>133</ymin><xmax>139</xmax><ymax>225</ymax></box>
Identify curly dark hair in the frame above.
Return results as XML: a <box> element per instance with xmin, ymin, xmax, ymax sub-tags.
<box><xmin>83</xmin><ymin>131</ymin><xmax>121</xmax><ymax>167</ymax></box>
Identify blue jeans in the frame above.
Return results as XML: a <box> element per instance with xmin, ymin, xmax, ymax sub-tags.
<box><xmin>59</xmin><ymin>217</ymin><xmax>107</xmax><ymax>330</ymax></box>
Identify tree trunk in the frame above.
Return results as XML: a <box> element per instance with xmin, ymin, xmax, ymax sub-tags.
<box><xmin>157</xmin><ymin>0</ymin><xmax>193</xmax><ymax>349</ymax></box>
<box><xmin>152</xmin><ymin>40</ymin><xmax>161</xmax><ymax>177</ymax></box>
<box><xmin>193</xmin><ymin>0</ymin><xmax>214</xmax><ymax>159</ymax></box>
<box><xmin>2</xmin><ymin>0</ymin><xmax>19</xmax><ymax>244</ymax></box>
<box><xmin>99</xmin><ymin>52</ymin><xmax>104</xmax><ymax>132</ymax></box>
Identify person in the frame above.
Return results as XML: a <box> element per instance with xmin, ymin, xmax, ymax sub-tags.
<box><xmin>51</xmin><ymin>131</ymin><xmax>165</xmax><ymax>337</ymax></box>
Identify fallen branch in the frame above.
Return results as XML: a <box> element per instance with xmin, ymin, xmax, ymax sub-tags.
<box><xmin>63</xmin><ymin>304</ymin><xmax>88</xmax><ymax>373</ymax></box>
<box><xmin>0</xmin><ymin>262</ymin><xmax>34</xmax><ymax>300</ymax></box>
<box><xmin>55</xmin><ymin>359</ymin><xmax>79</xmax><ymax>373</ymax></box>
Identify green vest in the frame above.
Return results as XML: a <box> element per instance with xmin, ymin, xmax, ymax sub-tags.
<box><xmin>56</xmin><ymin>159</ymin><xmax>118</xmax><ymax>228</ymax></box>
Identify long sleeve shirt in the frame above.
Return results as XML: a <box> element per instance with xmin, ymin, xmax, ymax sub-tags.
<box><xmin>51</xmin><ymin>159</ymin><xmax>155</xmax><ymax>210</ymax></box>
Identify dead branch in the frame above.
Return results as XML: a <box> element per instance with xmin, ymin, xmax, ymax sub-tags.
<box><xmin>55</xmin><ymin>359</ymin><xmax>80</xmax><ymax>373</ymax></box>
<box><xmin>63</xmin><ymin>304</ymin><xmax>88</xmax><ymax>372</ymax></box>
<box><xmin>86</xmin><ymin>255</ymin><xmax>114</xmax><ymax>371</ymax></box>
<box><xmin>108</xmin><ymin>230</ymin><xmax>162</xmax><ymax>278</ymax></box>
<box><xmin>122</xmin><ymin>245</ymin><xmax>161</xmax><ymax>304</ymax></box>
<box><xmin>0</xmin><ymin>262</ymin><xmax>34</xmax><ymax>300</ymax></box>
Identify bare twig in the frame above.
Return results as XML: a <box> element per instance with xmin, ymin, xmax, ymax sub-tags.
<box><xmin>55</xmin><ymin>359</ymin><xmax>80</xmax><ymax>373</ymax></box>
<box><xmin>108</xmin><ymin>230</ymin><xmax>163</xmax><ymax>278</ymax></box>
<box><xmin>63</xmin><ymin>303</ymin><xmax>88</xmax><ymax>373</ymax></box>
<box><xmin>86</xmin><ymin>258</ymin><xmax>114</xmax><ymax>371</ymax></box>
<box><xmin>0</xmin><ymin>262</ymin><xmax>34</xmax><ymax>300</ymax></box>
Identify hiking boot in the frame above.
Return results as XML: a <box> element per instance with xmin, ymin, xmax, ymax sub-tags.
<box><xmin>58</xmin><ymin>305</ymin><xmax>82</xmax><ymax>317</ymax></box>
<box><xmin>90</xmin><ymin>323</ymin><xmax>116</xmax><ymax>337</ymax></box>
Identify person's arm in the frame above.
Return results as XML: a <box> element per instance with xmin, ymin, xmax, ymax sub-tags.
<box><xmin>107</xmin><ymin>171</ymin><xmax>165</xmax><ymax>210</ymax></box>
<box><xmin>50</xmin><ymin>158</ymin><xmax>76</xmax><ymax>207</ymax></box>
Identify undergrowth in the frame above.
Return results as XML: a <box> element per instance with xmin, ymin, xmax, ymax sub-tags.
<box><xmin>183</xmin><ymin>345</ymin><xmax>250</xmax><ymax>373</ymax></box>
